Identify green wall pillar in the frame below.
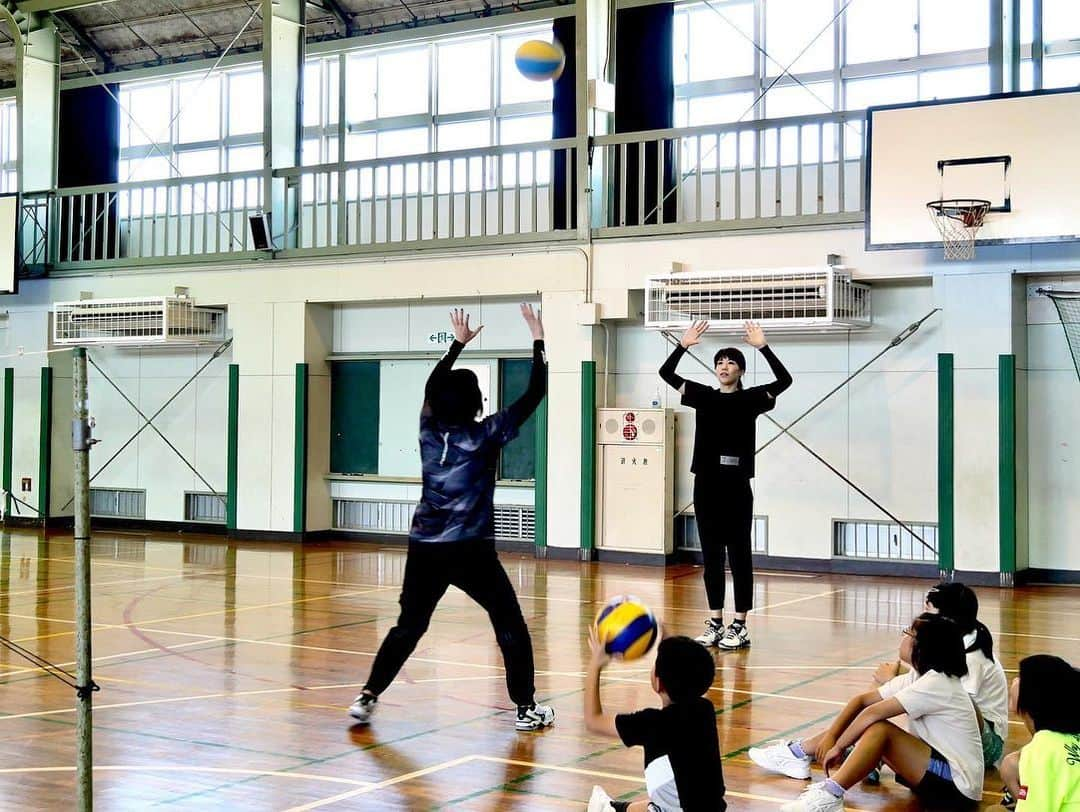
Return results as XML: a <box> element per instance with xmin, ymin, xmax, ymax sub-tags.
<box><xmin>226</xmin><ymin>364</ymin><xmax>239</xmax><ymax>531</ymax></box>
<box><xmin>38</xmin><ymin>367</ymin><xmax>53</xmax><ymax>521</ymax></box>
<box><xmin>294</xmin><ymin>363</ymin><xmax>308</xmax><ymax>535</ymax></box>
<box><xmin>937</xmin><ymin>353</ymin><xmax>954</xmax><ymax>578</ymax></box>
<box><xmin>2</xmin><ymin>368</ymin><xmax>12</xmax><ymax>520</ymax></box>
<box><xmin>580</xmin><ymin>361</ymin><xmax>596</xmax><ymax>560</ymax></box>
<box><xmin>999</xmin><ymin>354</ymin><xmax>1017</xmax><ymax>587</ymax></box>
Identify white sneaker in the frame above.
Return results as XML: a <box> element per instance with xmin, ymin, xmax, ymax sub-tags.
<box><xmin>779</xmin><ymin>782</ymin><xmax>844</xmax><ymax>812</ymax></box>
<box><xmin>695</xmin><ymin>619</ymin><xmax>725</xmax><ymax>647</ymax></box>
<box><xmin>516</xmin><ymin>702</ymin><xmax>555</xmax><ymax>731</ymax></box>
<box><xmin>748</xmin><ymin>740</ymin><xmax>812</xmax><ymax>779</ymax></box>
<box><xmin>587</xmin><ymin>785</ymin><xmax>615</xmax><ymax>812</ymax></box>
<box><xmin>348</xmin><ymin>693</ymin><xmax>377</xmax><ymax>724</ymax></box>
<box><xmin>718</xmin><ymin>622</ymin><xmax>751</xmax><ymax>650</ymax></box>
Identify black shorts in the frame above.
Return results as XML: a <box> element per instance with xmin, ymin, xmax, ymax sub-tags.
<box><xmin>897</xmin><ymin>747</ymin><xmax>978</xmax><ymax>809</ymax></box>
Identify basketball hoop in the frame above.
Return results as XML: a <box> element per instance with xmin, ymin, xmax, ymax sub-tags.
<box><xmin>926</xmin><ymin>199</ymin><xmax>991</xmax><ymax>261</ymax></box>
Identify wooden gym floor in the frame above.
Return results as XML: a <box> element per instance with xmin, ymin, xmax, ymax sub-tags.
<box><xmin>0</xmin><ymin>529</ymin><xmax>1076</xmax><ymax>810</ymax></box>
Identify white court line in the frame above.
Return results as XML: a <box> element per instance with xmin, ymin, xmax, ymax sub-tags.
<box><xmin>759</xmin><ymin>611</ymin><xmax>1080</xmax><ymax>644</ymax></box>
<box><xmin>753</xmin><ymin>588</ymin><xmax>844</xmax><ymax>612</ymax></box>
<box><xmin>0</xmin><ymin>765</ymin><xmax>373</xmax><ymax>787</ymax></box>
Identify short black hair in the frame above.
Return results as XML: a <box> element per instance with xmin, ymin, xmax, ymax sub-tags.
<box><xmin>908</xmin><ymin>612</ymin><xmax>968</xmax><ymax>679</ymax></box>
<box><xmin>428</xmin><ymin>368</ymin><xmax>483</xmax><ymax>426</ymax></box>
<box><xmin>1017</xmin><ymin>655</ymin><xmax>1080</xmax><ymax>734</ymax></box>
<box><xmin>713</xmin><ymin>347</ymin><xmax>746</xmax><ymax>371</ymax></box>
<box><xmin>926</xmin><ymin>581</ymin><xmax>996</xmax><ymax>662</ymax></box>
<box><xmin>654</xmin><ymin>636</ymin><xmax>715</xmax><ymax>702</ymax></box>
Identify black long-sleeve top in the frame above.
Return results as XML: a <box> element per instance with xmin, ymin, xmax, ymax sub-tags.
<box><xmin>412</xmin><ymin>339</ymin><xmax>547</xmax><ymax>542</ymax></box>
<box><xmin>659</xmin><ymin>343</ymin><xmax>791</xmax><ymax>478</ymax></box>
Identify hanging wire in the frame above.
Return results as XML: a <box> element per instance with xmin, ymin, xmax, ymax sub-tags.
<box><xmin>0</xmin><ymin>633</ymin><xmax>100</xmax><ymax>699</ymax></box>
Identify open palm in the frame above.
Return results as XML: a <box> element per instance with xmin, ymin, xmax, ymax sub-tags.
<box><xmin>450</xmin><ymin>308</ymin><xmax>483</xmax><ymax>344</ymax></box>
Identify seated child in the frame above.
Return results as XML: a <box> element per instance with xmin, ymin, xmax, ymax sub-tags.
<box><xmin>1000</xmin><ymin>654</ymin><xmax>1080</xmax><ymax>810</ymax></box>
<box><xmin>749</xmin><ymin>613</ymin><xmax>984</xmax><ymax>811</ymax></box>
<box><xmin>584</xmin><ymin>629</ymin><xmax>725</xmax><ymax>812</ymax></box>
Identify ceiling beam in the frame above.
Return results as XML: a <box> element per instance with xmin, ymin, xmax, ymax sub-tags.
<box><xmin>51</xmin><ymin>11</ymin><xmax>112</xmax><ymax>70</ymax></box>
<box><xmin>309</xmin><ymin>0</ymin><xmax>353</xmax><ymax>35</ymax></box>
<box><xmin>16</xmin><ymin>0</ymin><xmax>119</xmax><ymax>12</ymax></box>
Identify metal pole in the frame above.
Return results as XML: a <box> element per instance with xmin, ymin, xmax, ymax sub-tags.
<box><xmin>72</xmin><ymin>347</ymin><xmax>94</xmax><ymax>811</ymax></box>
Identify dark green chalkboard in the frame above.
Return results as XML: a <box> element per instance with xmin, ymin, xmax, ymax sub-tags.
<box><xmin>330</xmin><ymin>361</ymin><xmax>380</xmax><ymax>474</ymax></box>
<box><xmin>499</xmin><ymin>358</ymin><xmax>537</xmax><ymax>480</ymax></box>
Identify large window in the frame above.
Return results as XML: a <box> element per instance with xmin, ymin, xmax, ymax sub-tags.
<box><xmin>673</xmin><ymin>0</ymin><xmax>993</xmax><ymax>130</ymax></box>
<box><xmin>302</xmin><ymin>24</ymin><xmax>555</xmax><ymax>170</ymax></box>
<box><xmin>1020</xmin><ymin>0</ymin><xmax>1080</xmax><ymax>90</ymax></box>
<box><xmin>117</xmin><ymin>67</ymin><xmax>263</xmax><ymax>183</ymax></box>
<box><xmin>0</xmin><ymin>100</ymin><xmax>16</xmax><ymax>193</ymax></box>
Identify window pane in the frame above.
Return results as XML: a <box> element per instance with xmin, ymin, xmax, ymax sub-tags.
<box><xmin>1044</xmin><ymin>0</ymin><xmax>1080</xmax><ymax>40</ymax></box>
<box><xmin>687</xmin><ymin>92</ymin><xmax>754</xmax><ymax>125</ymax></box>
<box><xmin>1020</xmin><ymin>0</ymin><xmax>1033</xmax><ymax>43</ymax></box>
<box><xmin>177</xmin><ymin>148</ymin><xmax>219</xmax><ymax>177</ymax></box>
<box><xmin>122</xmin><ymin>155</ymin><xmax>171</xmax><ymax>182</ymax></box>
<box><xmin>177</xmin><ymin>77</ymin><xmax>221</xmax><ymax>143</ymax></box>
<box><xmin>1020</xmin><ymin>59</ymin><xmax>1034</xmax><ymax>91</ymax></box>
<box><xmin>765</xmin><ymin>0</ymin><xmax>835</xmax><ymax>74</ymax></box>
<box><xmin>1043</xmin><ymin>53</ymin><xmax>1080</xmax><ymax>88</ymax></box>
<box><xmin>346</xmin><ymin>55</ymin><xmax>377</xmax><ymax>123</ymax></box>
<box><xmin>845</xmin><ymin>74</ymin><xmax>918</xmax><ymax>110</ymax></box>
<box><xmin>228</xmin><ymin>71</ymin><xmax>262</xmax><ymax>135</ymax></box>
<box><xmin>920</xmin><ymin>65</ymin><xmax>989</xmax><ymax>101</ymax></box>
<box><xmin>499</xmin><ymin>114</ymin><xmax>551</xmax><ymax>145</ymax></box>
<box><xmin>377</xmin><ymin>127</ymin><xmax>429</xmax><ymax>158</ymax></box>
<box><xmin>500</xmin><ymin>32</ymin><xmax>556</xmax><ymax>105</ymax></box>
<box><xmin>378</xmin><ymin>48</ymin><xmax>430</xmax><ymax>118</ymax></box>
<box><xmin>438</xmin><ymin>39</ymin><xmax>492</xmax><ymax>114</ymax></box>
<box><xmin>688</xmin><ymin>3</ymin><xmax>754</xmax><ymax>81</ymax></box>
<box><xmin>125</xmin><ymin>84</ymin><xmax>172</xmax><ymax>147</ymax></box>
<box><xmin>437</xmin><ymin>119</ymin><xmax>490</xmax><ymax>151</ymax></box>
<box><xmin>302</xmin><ymin>138</ymin><xmax>321</xmax><ymax>167</ymax></box>
<box><xmin>673</xmin><ymin>11</ymin><xmax>689</xmax><ymax>85</ymax></box>
<box><xmin>919</xmin><ymin>0</ymin><xmax>989</xmax><ymax>54</ymax></box>
<box><xmin>228</xmin><ymin>145</ymin><xmax>262</xmax><ymax>171</ymax></box>
<box><xmin>845</xmin><ymin>1</ymin><xmax>916</xmax><ymax>63</ymax></box>
<box><xmin>303</xmin><ymin>61</ymin><xmax>323</xmax><ymax>127</ymax></box>
<box><xmin>765</xmin><ymin>82</ymin><xmax>833</xmax><ymax>118</ymax></box>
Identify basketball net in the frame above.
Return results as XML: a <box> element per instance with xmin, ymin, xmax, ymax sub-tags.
<box><xmin>926</xmin><ymin>199</ymin><xmax>991</xmax><ymax>261</ymax></box>
<box><xmin>1041</xmin><ymin>288</ymin><xmax>1080</xmax><ymax>385</ymax></box>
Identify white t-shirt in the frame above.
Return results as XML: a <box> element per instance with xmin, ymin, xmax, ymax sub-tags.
<box><xmin>879</xmin><ymin>669</ymin><xmax>985</xmax><ymax>801</ymax></box>
<box><xmin>962</xmin><ymin>630</ymin><xmax>1010</xmax><ymax>734</ymax></box>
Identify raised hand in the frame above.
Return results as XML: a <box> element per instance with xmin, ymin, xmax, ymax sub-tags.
<box><xmin>520</xmin><ymin>303</ymin><xmax>544</xmax><ymax>341</ymax></box>
<box><xmin>744</xmin><ymin>320</ymin><xmax>767</xmax><ymax>349</ymax></box>
<box><xmin>450</xmin><ymin>308</ymin><xmax>483</xmax><ymax>345</ymax></box>
<box><xmin>588</xmin><ymin>625</ymin><xmax>612</xmax><ymax>669</ymax></box>
<box><xmin>680</xmin><ymin>319</ymin><xmax>709</xmax><ymax>349</ymax></box>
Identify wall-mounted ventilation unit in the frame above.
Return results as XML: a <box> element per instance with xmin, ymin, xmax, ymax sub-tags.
<box><xmin>333</xmin><ymin>498</ymin><xmax>535</xmax><ymax>543</ymax></box>
<box><xmin>833</xmin><ymin>519</ymin><xmax>938</xmax><ymax>563</ymax></box>
<box><xmin>184</xmin><ymin>492</ymin><xmax>226</xmax><ymax>524</ymax></box>
<box><xmin>89</xmin><ymin>488</ymin><xmax>146</xmax><ymax>519</ymax></box>
<box><xmin>645</xmin><ymin>266</ymin><xmax>871</xmax><ymax>334</ymax></box>
<box><xmin>53</xmin><ymin>296</ymin><xmax>226</xmax><ymax>346</ymax></box>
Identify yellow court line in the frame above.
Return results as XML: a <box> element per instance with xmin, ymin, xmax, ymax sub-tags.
<box><xmin>0</xmin><ymin>764</ymin><xmax>374</xmax><ymax>787</ymax></box>
<box><xmin>0</xmin><ymin>570</ymin><xmax>226</xmax><ymax>599</ymax></box>
<box><xmin>0</xmin><ymin>686</ymin><xmax>300</xmax><ymax>721</ymax></box>
<box><xmin>758</xmin><ymin>610</ymin><xmax>1080</xmax><ymax>643</ymax></box>
<box><xmin>753</xmin><ymin>588</ymin><xmax>844</xmax><ymax>612</ymax></box>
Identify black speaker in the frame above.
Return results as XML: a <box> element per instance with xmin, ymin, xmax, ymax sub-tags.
<box><xmin>248</xmin><ymin>213</ymin><xmax>274</xmax><ymax>251</ymax></box>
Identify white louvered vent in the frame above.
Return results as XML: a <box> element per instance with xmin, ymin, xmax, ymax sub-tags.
<box><xmin>89</xmin><ymin>488</ymin><xmax>146</xmax><ymax>519</ymax></box>
<box><xmin>646</xmin><ymin>266</ymin><xmax>871</xmax><ymax>334</ymax></box>
<box><xmin>333</xmin><ymin>498</ymin><xmax>535</xmax><ymax>542</ymax></box>
<box><xmin>53</xmin><ymin>296</ymin><xmax>226</xmax><ymax>346</ymax></box>
<box><xmin>833</xmin><ymin>519</ymin><xmax>938</xmax><ymax>562</ymax></box>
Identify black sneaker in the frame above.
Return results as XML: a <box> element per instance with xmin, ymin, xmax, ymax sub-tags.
<box><xmin>1000</xmin><ymin>787</ymin><xmax>1016</xmax><ymax>809</ymax></box>
<box><xmin>696</xmin><ymin>619</ymin><xmax>725</xmax><ymax>647</ymax></box>
<box><xmin>516</xmin><ymin>702</ymin><xmax>555</xmax><ymax>731</ymax></box>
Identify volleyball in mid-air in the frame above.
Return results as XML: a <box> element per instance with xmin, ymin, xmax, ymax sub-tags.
<box><xmin>595</xmin><ymin>595</ymin><xmax>659</xmax><ymax>660</ymax></box>
<box><xmin>514</xmin><ymin>39</ymin><xmax>566</xmax><ymax>81</ymax></box>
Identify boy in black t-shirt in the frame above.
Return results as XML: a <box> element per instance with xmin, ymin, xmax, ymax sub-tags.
<box><xmin>585</xmin><ymin>631</ymin><xmax>726</xmax><ymax>812</ymax></box>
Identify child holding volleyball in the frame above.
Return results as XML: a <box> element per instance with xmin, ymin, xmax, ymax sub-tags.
<box><xmin>584</xmin><ymin>627</ymin><xmax>726</xmax><ymax>811</ymax></box>
<box><xmin>658</xmin><ymin>320</ymin><xmax>792</xmax><ymax>650</ymax></box>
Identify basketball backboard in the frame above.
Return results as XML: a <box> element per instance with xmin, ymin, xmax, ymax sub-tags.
<box><xmin>865</xmin><ymin>88</ymin><xmax>1080</xmax><ymax>251</ymax></box>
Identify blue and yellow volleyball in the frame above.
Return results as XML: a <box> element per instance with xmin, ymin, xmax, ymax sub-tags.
<box><xmin>595</xmin><ymin>595</ymin><xmax>659</xmax><ymax>661</ymax></box>
<box><xmin>514</xmin><ymin>39</ymin><xmax>566</xmax><ymax>81</ymax></box>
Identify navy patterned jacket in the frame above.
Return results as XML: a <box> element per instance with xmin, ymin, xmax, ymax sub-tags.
<box><xmin>409</xmin><ymin>339</ymin><xmax>547</xmax><ymax>543</ymax></box>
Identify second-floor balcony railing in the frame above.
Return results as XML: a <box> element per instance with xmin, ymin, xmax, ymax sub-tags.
<box><xmin>18</xmin><ymin>114</ymin><xmax>866</xmax><ymax>271</ymax></box>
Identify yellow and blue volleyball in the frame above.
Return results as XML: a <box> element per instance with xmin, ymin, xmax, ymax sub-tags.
<box><xmin>595</xmin><ymin>595</ymin><xmax>659</xmax><ymax>661</ymax></box>
<box><xmin>514</xmin><ymin>39</ymin><xmax>566</xmax><ymax>82</ymax></box>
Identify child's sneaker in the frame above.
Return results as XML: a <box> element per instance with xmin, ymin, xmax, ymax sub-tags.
<box><xmin>516</xmin><ymin>702</ymin><xmax>555</xmax><ymax>730</ymax></box>
<box><xmin>779</xmin><ymin>783</ymin><xmax>844</xmax><ymax>812</ymax></box>
<box><xmin>718</xmin><ymin>622</ymin><xmax>751</xmax><ymax>650</ymax></box>
<box><xmin>587</xmin><ymin>785</ymin><xmax>616</xmax><ymax>812</ymax></box>
<box><xmin>347</xmin><ymin>693</ymin><xmax>377</xmax><ymax>723</ymax></box>
<box><xmin>695</xmin><ymin>619</ymin><xmax>725</xmax><ymax>647</ymax></box>
<box><xmin>1000</xmin><ymin>787</ymin><xmax>1016</xmax><ymax>809</ymax></box>
<box><xmin>748</xmin><ymin>740</ymin><xmax>812</xmax><ymax>779</ymax></box>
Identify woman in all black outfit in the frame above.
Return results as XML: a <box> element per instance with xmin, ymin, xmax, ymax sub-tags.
<box><xmin>659</xmin><ymin>320</ymin><xmax>792</xmax><ymax>650</ymax></box>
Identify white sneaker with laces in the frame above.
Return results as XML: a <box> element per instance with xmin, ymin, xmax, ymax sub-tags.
<box><xmin>695</xmin><ymin>619</ymin><xmax>725</xmax><ymax>647</ymax></box>
<box><xmin>718</xmin><ymin>622</ymin><xmax>751</xmax><ymax>650</ymax></box>
<box><xmin>347</xmin><ymin>693</ymin><xmax>377</xmax><ymax>724</ymax></box>
<box><xmin>587</xmin><ymin>785</ymin><xmax>616</xmax><ymax>812</ymax></box>
<box><xmin>778</xmin><ymin>782</ymin><xmax>844</xmax><ymax>812</ymax></box>
<box><xmin>516</xmin><ymin>702</ymin><xmax>555</xmax><ymax>731</ymax></box>
<box><xmin>748</xmin><ymin>740</ymin><xmax>812</xmax><ymax>779</ymax></box>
